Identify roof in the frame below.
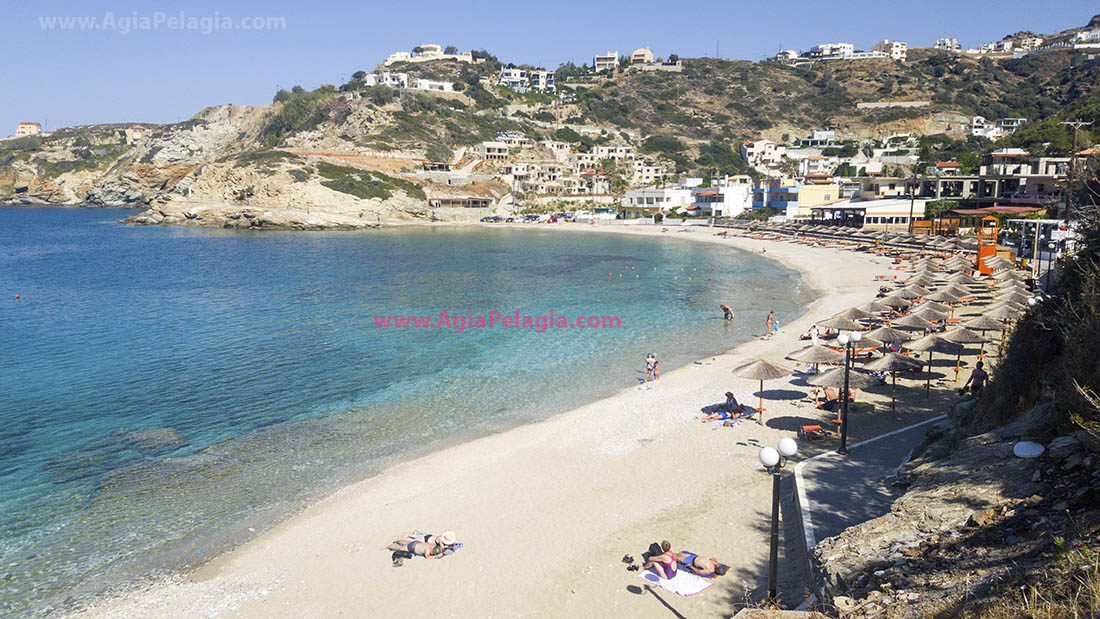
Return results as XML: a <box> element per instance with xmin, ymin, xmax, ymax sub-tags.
<box><xmin>19</xmin><ymin>121</ymin><xmax>40</xmax><ymax>126</ymax></box>
<box><xmin>936</xmin><ymin>161</ymin><xmax>961</xmax><ymax>167</ymax></box>
<box><xmin>693</xmin><ymin>190</ymin><xmax>718</xmax><ymax>196</ymax></box>
<box><xmin>1077</xmin><ymin>148</ymin><xmax>1100</xmax><ymax>156</ymax></box>
<box><xmin>950</xmin><ymin>206</ymin><xmax>1044</xmax><ymax>216</ymax></box>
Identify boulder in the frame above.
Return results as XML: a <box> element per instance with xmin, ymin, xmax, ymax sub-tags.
<box><xmin>1047</xmin><ymin>435</ymin><xmax>1082</xmax><ymax>461</ymax></box>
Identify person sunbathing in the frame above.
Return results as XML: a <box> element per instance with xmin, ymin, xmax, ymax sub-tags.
<box><xmin>641</xmin><ymin>541</ymin><xmax>677</xmax><ymax>579</ymax></box>
<box><xmin>674</xmin><ymin>552</ymin><xmax>728</xmax><ymax>577</ymax></box>
<box><xmin>700</xmin><ymin>393</ymin><xmax>752</xmax><ymax>421</ymax></box>
<box><xmin>386</xmin><ymin>531</ymin><xmax>456</xmax><ymax>559</ymax></box>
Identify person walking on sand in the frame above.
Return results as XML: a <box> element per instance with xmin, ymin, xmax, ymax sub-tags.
<box><xmin>963</xmin><ymin>361</ymin><xmax>989</xmax><ymax>398</ymax></box>
<box><xmin>810</xmin><ymin>324</ymin><xmax>820</xmax><ymax>347</ymax></box>
<box><xmin>645</xmin><ymin>353</ymin><xmax>656</xmax><ymax>384</ymax></box>
<box><xmin>721</xmin><ymin>304</ymin><xmax>734</xmax><ymax>321</ymax></box>
<box><xmin>763</xmin><ymin>310</ymin><xmax>775</xmax><ymax>338</ymax></box>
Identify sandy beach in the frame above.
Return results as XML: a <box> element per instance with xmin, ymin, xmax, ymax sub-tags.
<box><xmin>71</xmin><ymin>223</ymin><xmax>959</xmax><ymax>618</ymax></box>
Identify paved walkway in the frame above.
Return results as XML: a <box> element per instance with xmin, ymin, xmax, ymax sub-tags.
<box><xmin>793</xmin><ymin>415</ymin><xmax>946</xmax><ymax>550</ymax></box>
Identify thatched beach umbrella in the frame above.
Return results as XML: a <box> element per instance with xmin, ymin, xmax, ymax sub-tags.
<box><xmin>947</xmin><ymin>272</ymin><xmax>982</xmax><ymax>286</ymax></box>
<box><xmin>866</xmin><ymin>325</ymin><xmax>912</xmax><ymax>346</ymax></box>
<box><xmin>926</xmin><ymin>289</ymin><xmax>962</xmax><ymax>304</ymax></box>
<box><xmin>818</xmin><ymin>315</ymin><xmax>865</xmax><ymax>331</ymax></box>
<box><xmin>863</xmin><ymin>353</ymin><xmax>925</xmax><ymax>411</ymax></box>
<box><xmin>732</xmin><ymin>359</ymin><xmax>792</xmax><ymax>422</ymax></box>
<box><xmin>892</xmin><ymin>314</ymin><xmax>937</xmax><ymax>331</ymax></box>
<box><xmin>943</xmin><ymin>327</ymin><xmax>991</xmax><ymax>380</ymax></box>
<box><xmin>905</xmin><ymin>274</ymin><xmax>938</xmax><ymax>288</ymax></box>
<box><xmin>858</xmin><ymin>300</ymin><xmax>892</xmax><ymax>314</ymax></box>
<box><xmin>983</xmin><ymin>256</ymin><xmax>1011</xmax><ymax>269</ymax></box>
<box><xmin>835</xmin><ymin>306</ymin><xmax>875</xmax><ymax>321</ymax></box>
<box><xmin>919</xmin><ymin>300</ymin><xmax>953</xmax><ymax>313</ymax></box>
<box><xmin>996</xmin><ymin>290</ymin><xmax>1033</xmax><ymax>305</ymax></box>
<box><xmin>989</xmin><ymin>300</ymin><xmax>1027</xmax><ymax>313</ymax></box>
<box><xmin>904</xmin><ymin>334</ymin><xmax>963</xmax><ymax>396</ymax></box>
<box><xmin>912</xmin><ymin>306</ymin><xmax>950</xmax><ymax>322</ymax></box>
<box><xmin>993</xmin><ymin>270</ymin><xmax>1029</xmax><ymax>282</ymax></box>
<box><xmin>895</xmin><ymin>287</ymin><xmax>924</xmax><ymax>300</ymax></box>
<box><xmin>942</xmin><ymin>285</ymin><xmax>972</xmax><ymax>298</ymax></box>
<box><xmin>788</xmin><ymin>345</ymin><xmax>845</xmax><ymax>376</ymax></box>
<box><xmin>878</xmin><ymin>295</ymin><xmax>912</xmax><ymax>310</ymax></box>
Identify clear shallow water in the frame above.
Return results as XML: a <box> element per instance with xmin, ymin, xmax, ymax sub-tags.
<box><xmin>0</xmin><ymin>208</ymin><xmax>810</xmax><ymax>615</ymax></box>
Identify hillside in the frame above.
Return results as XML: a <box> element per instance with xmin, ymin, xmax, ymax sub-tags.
<box><xmin>2</xmin><ymin>14</ymin><xmax>1099</xmax><ymax>226</ymax></box>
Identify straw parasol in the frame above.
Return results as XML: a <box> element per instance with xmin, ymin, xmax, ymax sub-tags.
<box><xmin>858</xmin><ymin>300</ymin><xmax>892</xmax><ymax>314</ymax></box>
<box><xmin>806</xmin><ymin>367</ymin><xmax>879</xmax><ymax>410</ymax></box>
<box><xmin>911</xmin><ymin>306</ymin><xmax>950</xmax><ymax>322</ymax></box>
<box><xmin>963</xmin><ymin>315</ymin><xmax>1005</xmax><ymax>331</ymax></box>
<box><xmin>983</xmin><ymin>256</ymin><xmax>1011</xmax><ymax>269</ymax></box>
<box><xmin>919</xmin><ymin>300</ymin><xmax>953</xmax><ymax>313</ymax></box>
<box><xmin>878</xmin><ymin>295</ymin><xmax>912</xmax><ymax>309</ymax></box>
<box><xmin>989</xmin><ymin>300</ymin><xmax>1027</xmax><ymax>312</ymax></box>
<box><xmin>904</xmin><ymin>334</ymin><xmax>963</xmax><ymax>395</ymax></box>
<box><xmin>895</xmin><ymin>287</ymin><xmax>924</xmax><ymax>300</ymax></box>
<box><xmin>866</xmin><ymin>325</ymin><xmax>912</xmax><ymax>345</ymax></box>
<box><xmin>926</xmin><ymin>289</ymin><xmax>962</xmax><ymax>303</ymax></box>
<box><xmin>947</xmin><ymin>273</ymin><xmax>982</xmax><ymax>286</ymax></box>
<box><xmin>943</xmin><ymin>327</ymin><xmax>991</xmax><ymax>379</ymax></box>
<box><xmin>817</xmin><ymin>315</ymin><xmax>865</xmax><ymax>331</ymax></box>
<box><xmin>901</xmin><ymin>284</ymin><xmax>932</xmax><ymax>296</ymax></box>
<box><xmin>942</xmin><ymin>285</ymin><xmax>973</xmax><ymax>298</ymax></box>
<box><xmin>891</xmin><ymin>314</ymin><xmax>937</xmax><ymax>331</ymax></box>
<box><xmin>834</xmin><ymin>306</ymin><xmax>875</xmax><ymax>321</ymax></box>
<box><xmin>732</xmin><ymin>359</ymin><xmax>792</xmax><ymax>422</ymax></box>
<box><xmin>863</xmin><ymin>353</ymin><xmax>925</xmax><ymax>411</ymax></box>
<box><xmin>996</xmin><ymin>290</ymin><xmax>1033</xmax><ymax>304</ymax></box>
<box><xmin>788</xmin><ymin>345</ymin><xmax>844</xmax><ymax>375</ymax></box>
<box><xmin>985</xmin><ymin>305</ymin><xmax>1023</xmax><ymax>320</ymax></box>
<box><xmin>993</xmin><ymin>270</ymin><xmax>1029</xmax><ymax>282</ymax></box>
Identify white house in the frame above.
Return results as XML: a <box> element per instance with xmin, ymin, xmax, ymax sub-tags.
<box><xmin>997</xmin><ymin>118</ymin><xmax>1027</xmax><ymax>134</ymax></box>
<box><xmin>499</xmin><ymin>68</ymin><xmax>529</xmax><ymax>92</ymax></box>
<box><xmin>740</xmin><ymin>139</ymin><xmax>786</xmax><ymax>169</ymax></box>
<box><xmin>1076</xmin><ymin>30</ymin><xmax>1100</xmax><ymax>43</ymax></box>
<box><xmin>809</xmin><ymin>43</ymin><xmax>854</xmax><ymax>58</ymax></box>
<box><xmin>529</xmin><ymin>70</ymin><xmax>555</xmax><ymax>92</ymax></box>
<box><xmin>363</xmin><ymin>72</ymin><xmax>409</xmax><ymax>88</ymax></box>
<box><xmin>594</xmin><ymin>144</ymin><xmax>635</xmax><ymax>161</ymax></box>
<box><xmin>630</xmin><ymin>47</ymin><xmax>654</xmax><ymax>64</ymax></box>
<box><xmin>384</xmin><ymin>44</ymin><xmax>475</xmax><ymax>66</ymax></box>
<box><xmin>934</xmin><ymin>38</ymin><xmax>961</xmax><ymax>52</ymax></box>
<box><xmin>797</xmin><ymin>129</ymin><xmax>837</xmax><ymax>147</ymax></box>
<box><xmin>15</xmin><ymin>121</ymin><xmax>41</xmax><ymax>137</ymax></box>
<box><xmin>693</xmin><ymin>180</ymin><xmax>752</xmax><ymax>217</ymax></box>
<box><xmin>969</xmin><ymin>116</ymin><xmax>1003</xmax><ymax>139</ymax></box>
<box><xmin>799</xmin><ymin>155</ymin><xmax>838</xmax><ymax>177</ymax></box>
<box><xmin>413</xmin><ymin>79</ymin><xmax>454</xmax><ymax>92</ymax></box>
<box><xmin>474</xmin><ymin>141</ymin><xmax>509</xmax><ymax>160</ymax></box>
<box><xmin>594</xmin><ymin>51</ymin><xmax>620</xmax><ymax>72</ymax></box>
<box><xmin>871</xmin><ymin>40</ymin><xmax>907</xmax><ymax>61</ymax></box>
<box><xmin>622</xmin><ymin>186</ymin><xmax>694</xmax><ymax>215</ymax></box>
<box><xmin>631</xmin><ymin>160</ymin><xmax>668</xmax><ymax>185</ymax></box>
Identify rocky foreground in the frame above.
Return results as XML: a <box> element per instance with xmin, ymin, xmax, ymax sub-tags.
<box><xmin>811</xmin><ymin>403</ymin><xmax>1100</xmax><ymax>617</ymax></box>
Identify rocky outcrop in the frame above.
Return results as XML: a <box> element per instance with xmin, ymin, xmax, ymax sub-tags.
<box><xmin>810</xmin><ymin>409</ymin><xmax>1100</xmax><ymax>617</ymax></box>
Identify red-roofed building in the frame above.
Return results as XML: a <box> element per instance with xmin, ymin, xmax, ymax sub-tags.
<box><xmin>15</xmin><ymin>121</ymin><xmax>41</xmax><ymax>137</ymax></box>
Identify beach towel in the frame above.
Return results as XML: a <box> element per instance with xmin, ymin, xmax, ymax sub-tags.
<box><xmin>638</xmin><ymin>567</ymin><xmax>713</xmax><ymax>596</ymax></box>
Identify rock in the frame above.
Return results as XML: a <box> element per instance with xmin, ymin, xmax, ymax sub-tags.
<box><xmin>966</xmin><ymin>508</ymin><xmax>997</xmax><ymax>527</ymax></box>
<box><xmin>1052</xmin><ymin>501</ymin><xmax>1068</xmax><ymax>511</ymax></box>
<box><xmin>833</xmin><ymin>595</ymin><xmax>857</xmax><ymax>612</ymax></box>
<box><xmin>116</xmin><ymin>427</ymin><xmax>188</xmax><ymax>453</ymax></box>
<box><xmin>1062</xmin><ymin>454</ymin><xmax>1084</xmax><ymax>470</ymax></box>
<box><xmin>992</xmin><ymin>402</ymin><xmax>1055</xmax><ymax>439</ymax></box>
<box><xmin>1048</xmin><ymin>435</ymin><xmax>1082</xmax><ymax>461</ymax></box>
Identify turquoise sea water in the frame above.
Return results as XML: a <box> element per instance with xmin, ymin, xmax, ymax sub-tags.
<box><xmin>0</xmin><ymin>208</ymin><xmax>811</xmax><ymax>615</ymax></box>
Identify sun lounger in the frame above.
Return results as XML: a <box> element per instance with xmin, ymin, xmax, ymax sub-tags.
<box><xmin>799</xmin><ymin>424</ymin><xmax>826</xmax><ymax>440</ymax></box>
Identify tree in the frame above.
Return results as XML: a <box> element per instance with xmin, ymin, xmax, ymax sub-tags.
<box><xmin>351</xmin><ymin>71</ymin><xmax>366</xmax><ymax>80</ymax></box>
<box><xmin>291</xmin><ymin>85</ymin><xmax>305</xmax><ymax>94</ymax></box>
<box><xmin>412</xmin><ymin>46</ymin><xmax>425</xmax><ymax>54</ymax></box>
<box><xmin>668</xmin><ymin>54</ymin><xmax>679</xmax><ymax>63</ymax></box>
<box><xmin>553</xmin><ymin>127</ymin><xmax>582</xmax><ymax>143</ymax></box>
<box><xmin>444</xmin><ymin>45</ymin><xmax>458</xmax><ymax>55</ymax></box>
<box><xmin>273</xmin><ymin>89</ymin><xmax>292</xmax><ymax>103</ymax></box>
<box><xmin>924</xmin><ymin>198</ymin><xmax>959</xmax><ymax>219</ymax></box>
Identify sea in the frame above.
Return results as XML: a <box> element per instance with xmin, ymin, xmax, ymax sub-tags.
<box><xmin>0</xmin><ymin>207</ymin><xmax>811</xmax><ymax>615</ymax></box>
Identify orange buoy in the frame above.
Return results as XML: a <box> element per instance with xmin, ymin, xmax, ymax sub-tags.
<box><xmin>15</xmin><ymin>294</ymin><xmax>20</xmax><ymax>300</ymax></box>
<box><xmin>708</xmin><ymin>277</ymin><xmax>712</xmax><ymax>281</ymax></box>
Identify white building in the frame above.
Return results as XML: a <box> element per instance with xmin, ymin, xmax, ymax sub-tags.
<box><xmin>799</xmin><ymin>155</ymin><xmax>838</xmax><ymax>177</ymax></box>
<box><xmin>1077</xmin><ymin>30</ymin><xmax>1100</xmax><ymax>43</ymax></box>
<box><xmin>692</xmin><ymin>180</ymin><xmax>753</xmax><ymax>217</ymax></box>
<box><xmin>740</xmin><ymin>139</ymin><xmax>786</xmax><ymax>169</ymax></box>
<box><xmin>529</xmin><ymin>70</ymin><xmax>555</xmax><ymax>92</ymax></box>
<box><xmin>497</xmin><ymin>131</ymin><xmax>533</xmax><ymax>148</ymax></box>
<box><xmin>631</xmin><ymin>47</ymin><xmax>654</xmax><ymax>64</ymax></box>
<box><xmin>474</xmin><ymin>141</ymin><xmax>509</xmax><ymax>160</ymax></box>
<box><xmin>631</xmin><ymin>160</ymin><xmax>668</xmax><ymax>185</ymax></box>
<box><xmin>774</xmin><ymin>50</ymin><xmax>799</xmax><ymax>63</ymax></box>
<box><xmin>594</xmin><ymin>144</ymin><xmax>635</xmax><ymax>161</ymax></box>
<box><xmin>871</xmin><ymin>39</ymin><xmax>907</xmax><ymax>61</ymax></box>
<box><xmin>363</xmin><ymin>72</ymin><xmax>409</xmax><ymax>88</ymax></box>
<box><xmin>997</xmin><ymin>118</ymin><xmax>1027</xmax><ymax>134</ymax></box>
<box><xmin>413</xmin><ymin>79</ymin><xmax>454</xmax><ymax>92</ymax></box>
<box><xmin>809</xmin><ymin>43</ymin><xmax>854</xmax><ymax>58</ymax></box>
<box><xmin>384</xmin><ymin>44</ymin><xmax>475</xmax><ymax>66</ymax></box>
<box><xmin>499</xmin><ymin>68</ymin><xmax>529</xmax><ymax>92</ymax></box>
<box><xmin>15</xmin><ymin>121</ymin><xmax>41</xmax><ymax>137</ymax></box>
<box><xmin>622</xmin><ymin>186</ymin><xmax>694</xmax><ymax>213</ymax></box>
<box><xmin>969</xmin><ymin>116</ymin><xmax>1003</xmax><ymax>139</ymax></box>
<box><xmin>1015</xmin><ymin>36</ymin><xmax>1044</xmax><ymax>51</ymax></box>
<box><xmin>797</xmin><ymin>129</ymin><xmax>837</xmax><ymax>147</ymax></box>
<box><xmin>934</xmin><ymin>38</ymin><xmax>961</xmax><ymax>52</ymax></box>
<box><xmin>594</xmin><ymin>51</ymin><xmax>620</xmax><ymax>72</ymax></box>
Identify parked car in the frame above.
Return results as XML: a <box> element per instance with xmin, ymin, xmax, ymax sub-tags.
<box><xmin>480</xmin><ymin>216</ymin><xmax>501</xmax><ymax>223</ymax></box>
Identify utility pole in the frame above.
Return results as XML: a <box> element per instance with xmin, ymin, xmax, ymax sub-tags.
<box><xmin>1061</xmin><ymin>120</ymin><xmax>1091</xmax><ymax>224</ymax></box>
<box><xmin>907</xmin><ymin>165</ymin><xmax>918</xmax><ymax>234</ymax></box>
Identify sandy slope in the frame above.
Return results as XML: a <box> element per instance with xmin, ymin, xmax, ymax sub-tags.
<box><xmin>72</xmin><ymin>223</ymin><xmax>952</xmax><ymax>618</ymax></box>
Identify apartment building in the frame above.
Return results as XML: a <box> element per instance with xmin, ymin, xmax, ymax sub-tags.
<box><xmin>934</xmin><ymin>38</ymin><xmax>961</xmax><ymax>52</ymax></box>
<box><xmin>594</xmin><ymin>51</ymin><xmax>620</xmax><ymax>72</ymax></box>
<box><xmin>529</xmin><ymin>70</ymin><xmax>555</xmax><ymax>92</ymax></box>
<box><xmin>871</xmin><ymin>39</ymin><xmax>907</xmax><ymax>61</ymax></box>
<box><xmin>15</xmin><ymin>121</ymin><xmax>41</xmax><ymax>137</ymax></box>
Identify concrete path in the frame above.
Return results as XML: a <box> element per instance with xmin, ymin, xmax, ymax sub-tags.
<box><xmin>793</xmin><ymin>415</ymin><xmax>946</xmax><ymax>550</ymax></box>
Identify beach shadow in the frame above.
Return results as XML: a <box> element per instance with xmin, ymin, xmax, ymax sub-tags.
<box><xmin>735</xmin><ymin>437</ymin><xmax>763</xmax><ymax>447</ymax></box>
<box><xmin>760</xmin><ymin>389</ymin><xmax>805</xmax><ymax>401</ymax></box>
<box><xmin>765</xmin><ymin>416</ymin><xmax>820</xmax><ymax>432</ymax></box>
<box><xmin>626</xmin><ymin>584</ymin><xmax>687</xmax><ymax>619</ymax></box>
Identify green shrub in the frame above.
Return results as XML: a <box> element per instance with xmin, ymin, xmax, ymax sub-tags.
<box><xmin>316</xmin><ymin>161</ymin><xmax>426</xmax><ymax>200</ymax></box>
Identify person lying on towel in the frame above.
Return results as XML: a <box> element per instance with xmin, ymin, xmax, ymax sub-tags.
<box><xmin>675</xmin><ymin>551</ymin><xmax>729</xmax><ymax>577</ymax></box>
<box><xmin>699</xmin><ymin>393</ymin><xmax>752</xmax><ymax>422</ymax></box>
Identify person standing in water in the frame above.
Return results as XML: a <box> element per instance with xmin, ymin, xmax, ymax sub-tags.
<box><xmin>645</xmin><ymin>353</ymin><xmax>656</xmax><ymax>383</ymax></box>
<box><xmin>721</xmin><ymin>304</ymin><xmax>734</xmax><ymax>321</ymax></box>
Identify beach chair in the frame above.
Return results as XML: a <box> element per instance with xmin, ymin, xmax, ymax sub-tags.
<box><xmin>799</xmin><ymin>424</ymin><xmax>826</xmax><ymax>441</ymax></box>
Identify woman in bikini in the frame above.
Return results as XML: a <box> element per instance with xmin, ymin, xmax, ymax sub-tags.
<box><xmin>641</xmin><ymin>540</ymin><xmax>677</xmax><ymax>580</ymax></box>
<box><xmin>386</xmin><ymin>531</ymin><xmax>454</xmax><ymax>559</ymax></box>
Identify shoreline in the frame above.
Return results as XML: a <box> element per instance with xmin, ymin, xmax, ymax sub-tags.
<box><xmin>70</xmin><ymin>223</ymin><xmax>944</xmax><ymax>618</ymax></box>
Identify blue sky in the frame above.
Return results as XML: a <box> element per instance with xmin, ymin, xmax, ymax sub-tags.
<box><xmin>1</xmin><ymin>0</ymin><xmax>1096</xmax><ymax>134</ymax></box>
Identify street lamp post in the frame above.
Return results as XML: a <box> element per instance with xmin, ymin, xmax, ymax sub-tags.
<box><xmin>1045</xmin><ymin>242</ymin><xmax>1056</xmax><ymax>289</ymax></box>
<box><xmin>759</xmin><ymin>437</ymin><xmax>799</xmax><ymax>602</ymax></box>
<box><xmin>836</xmin><ymin>330</ymin><xmax>862</xmax><ymax>455</ymax></box>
